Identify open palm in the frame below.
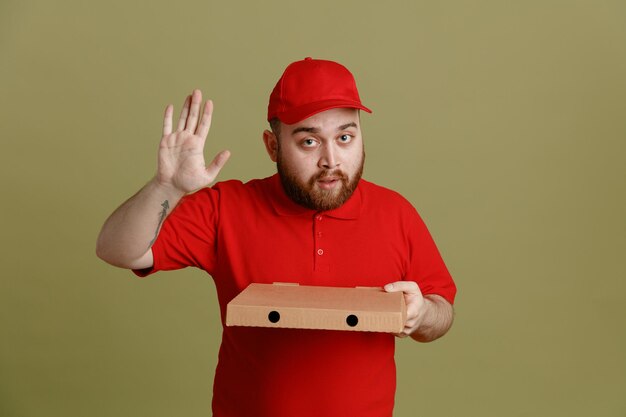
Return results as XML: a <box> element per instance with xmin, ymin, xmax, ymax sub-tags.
<box><xmin>157</xmin><ymin>89</ymin><xmax>230</xmax><ymax>193</ymax></box>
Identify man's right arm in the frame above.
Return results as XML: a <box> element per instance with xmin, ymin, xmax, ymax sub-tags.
<box><xmin>95</xmin><ymin>90</ymin><xmax>230</xmax><ymax>270</ymax></box>
<box><xmin>95</xmin><ymin>179</ymin><xmax>185</xmax><ymax>269</ymax></box>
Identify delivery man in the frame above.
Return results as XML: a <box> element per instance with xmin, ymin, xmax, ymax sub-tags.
<box><xmin>96</xmin><ymin>57</ymin><xmax>456</xmax><ymax>417</ymax></box>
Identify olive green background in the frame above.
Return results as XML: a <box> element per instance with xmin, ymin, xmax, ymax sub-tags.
<box><xmin>1</xmin><ymin>1</ymin><xmax>625</xmax><ymax>416</ymax></box>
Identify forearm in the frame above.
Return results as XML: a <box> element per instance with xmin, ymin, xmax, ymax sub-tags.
<box><xmin>410</xmin><ymin>294</ymin><xmax>454</xmax><ymax>343</ymax></box>
<box><xmin>96</xmin><ymin>177</ymin><xmax>185</xmax><ymax>269</ymax></box>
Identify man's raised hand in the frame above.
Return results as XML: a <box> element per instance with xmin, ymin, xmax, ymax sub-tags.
<box><xmin>156</xmin><ymin>89</ymin><xmax>230</xmax><ymax>194</ymax></box>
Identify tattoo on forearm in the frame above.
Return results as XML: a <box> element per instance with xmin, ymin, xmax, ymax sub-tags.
<box><xmin>149</xmin><ymin>200</ymin><xmax>170</xmax><ymax>248</ymax></box>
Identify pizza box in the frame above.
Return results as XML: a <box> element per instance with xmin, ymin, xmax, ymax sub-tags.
<box><xmin>226</xmin><ymin>282</ymin><xmax>407</xmax><ymax>333</ymax></box>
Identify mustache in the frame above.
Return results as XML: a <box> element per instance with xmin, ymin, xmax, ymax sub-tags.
<box><xmin>314</xmin><ymin>169</ymin><xmax>348</xmax><ymax>181</ymax></box>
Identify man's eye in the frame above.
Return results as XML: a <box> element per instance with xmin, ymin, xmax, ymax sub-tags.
<box><xmin>302</xmin><ymin>139</ymin><xmax>317</xmax><ymax>147</ymax></box>
<box><xmin>339</xmin><ymin>134</ymin><xmax>352</xmax><ymax>143</ymax></box>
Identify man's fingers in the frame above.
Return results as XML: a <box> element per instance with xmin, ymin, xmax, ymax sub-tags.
<box><xmin>384</xmin><ymin>281</ymin><xmax>421</xmax><ymax>294</ymax></box>
<box><xmin>205</xmin><ymin>150</ymin><xmax>231</xmax><ymax>181</ymax></box>
<box><xmin>185</xmin><ymin>89</ymin><xmax>202</xmax><ymax>133</ymax></box>
<box><xmin>162</xmin><ymin>104</ymin><xmax>173</xmax><ymax>136</ymax></box>
<box><xmin>196</xmin><ymin>99</ymin><xmax>214</xmax><ymax>139</ymax></box>
<box><xmin>177</xmin><ymin>95</ymin><xmax>191</xmax><ymax>131</ymax></box>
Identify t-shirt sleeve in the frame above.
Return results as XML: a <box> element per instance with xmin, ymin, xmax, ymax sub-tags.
<box><xmin>133</xmin><ymin>187</ymin><xmax>219</xmax><ymax>278</ymax></box>
<box><xmin>404</xmin><ymin>208</ymin><xmax>457</xmax><ymax>305</ymax></box>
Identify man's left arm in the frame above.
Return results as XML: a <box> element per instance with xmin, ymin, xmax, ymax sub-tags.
<box><xmin>384</xmin><ymin>281</ymin><xmax>454</xmax><ymax>342</ymax></box>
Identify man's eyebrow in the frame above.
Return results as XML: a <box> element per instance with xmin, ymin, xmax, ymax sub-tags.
<box><xmin>291</xmin><ymin>122</ymin><xmax>358</xmax><ymax>136</ymax></box>
<box><xmin>291</xmin><ymin>126</ymin><xmax>319</xmax><ymax>135</ymax></box>
<box><xmin>338</xmin><ymin>122</ymin><xmax>358</xmax><ymax>131</ymax></box>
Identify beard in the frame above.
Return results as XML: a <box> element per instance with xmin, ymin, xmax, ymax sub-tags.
<box><xmin>277</xmin><ymin>149</ymin><xmax>365</xmax><ymax>212</ymax></box>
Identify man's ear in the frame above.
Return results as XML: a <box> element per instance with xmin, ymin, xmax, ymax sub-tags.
<box><xmin>263</xmin><ymin>130</ymin><xmax>278</xmax><ymax>162</ymax></box>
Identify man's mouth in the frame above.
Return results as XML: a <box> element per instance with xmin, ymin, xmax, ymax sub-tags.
<box><xmin>316</xmin><ymin>176</ymin><xmax>342</xmax><ymax>190</ymax></box>
<box><xmin>319</xmin><ymin>179</ymin><xmax>337</xmax><ymax>188</ymax></box>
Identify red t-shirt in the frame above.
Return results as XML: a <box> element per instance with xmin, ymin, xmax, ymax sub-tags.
<box><xmin>136</xmin><ymin>174</ymin><xmax>456</xmax><ymax>417</ymax></box>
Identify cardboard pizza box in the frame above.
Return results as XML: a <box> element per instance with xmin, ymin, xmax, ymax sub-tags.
<box><xmin>226</xmin><ymin>283</ymin><xmax>407</xmax><ymax>333</ymax></box>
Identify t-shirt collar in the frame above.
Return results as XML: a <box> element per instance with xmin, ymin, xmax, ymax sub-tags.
<box><xmin>266</xmin><ymin>173</ymin><xmax>362</xmax><ymax>220</ymax></box>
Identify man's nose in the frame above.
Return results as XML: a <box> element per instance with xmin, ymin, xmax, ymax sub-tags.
<box><xmin>318</xmin><ymin>144</ymin><xmax>340</xmax><ymax>169</ymax></box>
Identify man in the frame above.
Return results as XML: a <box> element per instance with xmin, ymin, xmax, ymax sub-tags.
<box><xmin>96</xmin><ymin>57</ymin><xmax>456</xmax><ymax>417</ymax></box>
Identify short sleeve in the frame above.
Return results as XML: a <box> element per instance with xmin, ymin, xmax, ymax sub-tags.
<box><xmin>133</xmin><ymin>187</ymin><xmax>220</xmax><ymax>277</ymax></box>
<box><xmin>405</xmin><ymin>209</ymin><xmax>457</xmax><ymax>304</ymax></box>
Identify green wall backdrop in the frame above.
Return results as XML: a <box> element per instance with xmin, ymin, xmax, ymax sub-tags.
<box><xmin>1</xmin><ymin>1</ymin><xmax>625</xmax><ymax>416</ymax></box>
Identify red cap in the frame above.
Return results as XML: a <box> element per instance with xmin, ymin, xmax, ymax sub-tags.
<box><xmin>267</xmin><ymin>57</ymin><xmax>372</xmax><ymax>124</ymax></box>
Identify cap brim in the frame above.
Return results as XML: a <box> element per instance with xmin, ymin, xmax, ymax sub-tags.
<box><xmin>276</xmin><ymin>99</ymin><xmax>372</xmax><ymax>125</ymax></box>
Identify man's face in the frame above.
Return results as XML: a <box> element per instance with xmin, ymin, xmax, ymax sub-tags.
<box><xmin>265</xmin><ymin>108</ymin><xmax>365</xmax><ymax>211</ymax></box>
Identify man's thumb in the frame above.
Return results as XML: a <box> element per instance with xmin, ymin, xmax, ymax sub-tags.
<box><xmin>206</xmin><ymin>150</ymin><xmax>231</xmax><ymax>180</ymax></box>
